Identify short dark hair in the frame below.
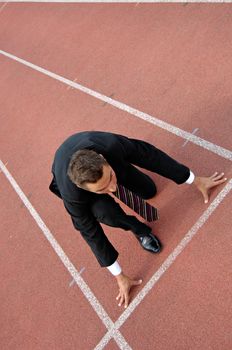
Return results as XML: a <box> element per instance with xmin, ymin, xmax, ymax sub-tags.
<box><xmin>67</xmin><ymin>149</ymin><xmax>107</xmax><ymax>188</ymax></box>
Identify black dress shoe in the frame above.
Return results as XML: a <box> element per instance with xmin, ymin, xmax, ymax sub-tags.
<box><xmin>137</xmin><ymin>233</ymin><xmax>161</xmax><ymax>253</ymax></box>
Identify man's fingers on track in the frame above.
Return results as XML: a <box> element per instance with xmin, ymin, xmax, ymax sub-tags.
<box><xmin>124</xmin><ymin>294</ymin><xmax>129</xmax><ymax>308</ymax></box>
<box><xmin>211</xmin><ymin>172</ymin><xmax>225</xmax><ymax>180</ymax></box>
<box><xmin>210</xmin><ymin>171</ymin><xmax>218</xmax><ymax>178</ymax></box>
<box><xmin>214</xmin><ymin>178</ymin><xmax>228</xmax><ymax>185</ymax></box>
<box><xmin>118</xmin><ymin>294</ymin><xmax>124</xmax><ymax>306</ymax></box>
<box><xmin>133</xmin><ymin>279</ymin><xmax>143</xmax><ymax>286</ymax></box>
<box><xmin>214</xmin><ymin>173</ymin><xmax>227</xmax><ymax>181</ymax></box>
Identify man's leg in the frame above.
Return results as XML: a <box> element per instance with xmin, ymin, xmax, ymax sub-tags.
<box><xmin>90</xmin><ymin>194</ymin><xmax>152</xmax><ymax>237</ymax></box>
<box><xmin>91</xmin><ymin>195</ymin><xmax>161</xmax><ymax>253</ymax></box>
<box><xmin>122</xmin><ymin>163</ymin><xmax>157</xmax><ymax>201</ymax></box>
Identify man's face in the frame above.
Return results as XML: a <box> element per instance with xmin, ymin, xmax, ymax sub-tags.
<box><xmin>85</xmin><ymin>165</ymin><xmax>117</xmax><ymax>194</ymax></box>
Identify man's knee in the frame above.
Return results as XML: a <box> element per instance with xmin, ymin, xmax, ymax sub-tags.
<box><xmin>150</xmin><ymin>182</ymin><xmax>157</xmax><ymax>197</ymax></box>
<box><xmin>142</xmin><ymin>181</ymin><xmax>157</xmax><ymax>200</ymax></box>
<box><xmin>91</xmin><ymin>197</ymin><xmax>123</xmax><ymax>224</ymax></box>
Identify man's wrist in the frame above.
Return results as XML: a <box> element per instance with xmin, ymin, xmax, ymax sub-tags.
<box><xmin>115</xmin><ymin>272</ymin><xmax>124</xmax><ymax>281</ymax></box>
<box><xmin>106</xmin><ymin>260</ymin><xmax>122</xmax><ymax>276</ymax></box>
<box><xmin>193</xmin><ymin>176</ymin><xmax>201</xmax><ymax>186</ymax></box>
<box><xmin>185</xmin><ymin>170</ymin><xmax>195</xmax><ymax>184</ymax></box>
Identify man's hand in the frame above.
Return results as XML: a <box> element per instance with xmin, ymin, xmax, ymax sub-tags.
<box><xmin>115</xmin><ymin>273</ymin><xmax>142</xmax><ymax>308</ymax></box>
<box><xmin>193</xmin><ymin>172</ymin><xmax>227</xmax><ymax>203</ymax></box>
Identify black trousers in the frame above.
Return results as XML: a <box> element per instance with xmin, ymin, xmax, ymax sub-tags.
<box><xmin>90</xmin><ymin>169</ymin><xmax>157</xmax><ymax>237</ymax></box>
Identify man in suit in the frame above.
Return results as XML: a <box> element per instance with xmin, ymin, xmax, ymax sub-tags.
<box><xmin>49</xmin><ymin>131</ymin><xmax>226</xmax><ymax>308</ymax></box>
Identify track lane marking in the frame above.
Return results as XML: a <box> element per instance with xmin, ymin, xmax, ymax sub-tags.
<box><xmin>1</xmin><ymin>49</ymin><xmax>232</xmax><ymax>349</ymax></box>
<box><xmin>0</xmin><ymin>49</ymin><xmax>231</xmax><ymax>161</ymax></box>
<box><xmin>95</xmin><ymin>179</ymin><xmax>232</xmax><ymax>349</ymax></box>
<box><xmin>0</xmin><ymin>160</ymin><xmax>132</xmax><ymax>350</ymax></box>
<box><xmin>182</xmin><ymin>128</ymin><xmax>199</xmax><ymax>147</ymax></box>
<box><xmin>0</xmin><ymin>2</ymin><xmax>8</xmax><ymax>14</ymax></box>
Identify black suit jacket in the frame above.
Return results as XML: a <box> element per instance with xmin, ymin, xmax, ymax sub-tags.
<box><xmin>49</xmin><ymin>131</ymin><xmax>190</xmax><ymax>267</ymax></box>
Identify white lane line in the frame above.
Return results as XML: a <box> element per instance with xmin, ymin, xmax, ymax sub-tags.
<box><xmin>182</xmin><ymin>128</ymin><xmax>199</xmax><ymax>147</ymax></box>
<box><xmin>1</xmin><ymin>47</ymin><xmax>231</xmax><ymax>348</ymax></box>
<box><xmin>69</xmin><ymin>267</ymin><xmax>85</xmax><ymax>287</ymax></box>
<box><xmin>67</xmin><ymin>78</ymin><xmax>77</xmax><ymax>90</ymax></box>
<box><xmin>0</xmin><ymin>49</ymin><xmax>231</xmax><ymax>161</ymax></box>
<box><xmin>95</xmin><ymin>179</ymin><xmax>232</xmax><ymax>350</ymax></box>
<box><xmin>0</xmin><ymin>160</ymin><xmax>132</xmax><ymax>350</ymax></box>
<box><xmin>0</xmin><ymin>2</ymin><xmax>8</xmax><ymax>14</ymax></box>
<box><xmin>0</xmin><ymin>161</ymin><xmax>8</xmax><ymax>173</ymax></box>
<box><xmin>79</xmin><ymin>266</ymin><xmax>85</xmax><ymax>274</ymax></box>
<box><xmin>69</xmin><ymin>279</ymin><xmax>76</xmax><ymax>287</ymax></box>
<box><xmin>2</xmin><ymin>0</ymin><xmax>231</xmax><ymax>3</ymax></box>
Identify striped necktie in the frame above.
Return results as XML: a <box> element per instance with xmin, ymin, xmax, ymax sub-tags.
<box><xmin>114</xmin><ymin>184</ymin><xmax>159</xmax><ymax>222</ymax></box>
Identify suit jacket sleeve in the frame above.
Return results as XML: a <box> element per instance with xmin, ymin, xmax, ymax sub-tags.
<box><xmin>117</xmin><ymin>136</ymin><xmax>190</xmax><ymax>184</ymax></box>
<box><xmin>63</xmin><ymin>198</ymin><xmax>119</xmax><ymax>267</ymax></box>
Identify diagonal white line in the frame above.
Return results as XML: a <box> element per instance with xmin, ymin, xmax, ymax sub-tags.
<box><xmin>0</xmin><ymin>2</ymin><xmax>8</xmax><ymax>13</ymax></box>
<box><xmin>95</xmin><ymin>179</ymin><xmax>232</xmax><ymax>349</ymax></box>
<box><xmin>182</xmin><ymin>128</ymin><xmax>199</xmax><ymax>147</ymax></box>
<box><xmin>0</xmin><ymin>49</ymin><xmax>231</xmax><ymax>161</ymax></box>
<box><xmin>1</xmin><ymin>48</ymin><xmax>231</xmax><ymax>350</ymax></box>
<box><xmin>2</xmin><ymin>0</ymin><xmax>232</xmax><ymax>3</ymax></box>
<box><xmin>0</xmin><ymin>160</ymin><xmax>132</xmax><ymax>350</ymax></box>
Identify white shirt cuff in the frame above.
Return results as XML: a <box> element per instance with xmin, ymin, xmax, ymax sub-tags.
<box><xmin>185</xmin><ymin>170</ymin><xmax>195</xmax><ymax>184</ymax></box>
<box><xmin>106</xmin><ymin>260</ymin><xmax>122</xmax><ymax>276</ymax></box>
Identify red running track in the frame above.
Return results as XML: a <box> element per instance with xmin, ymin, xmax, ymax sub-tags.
<box><xmin>0</xmin><ymin>3</ymin><xmax>232</xmax><ymax>350</ymax></box>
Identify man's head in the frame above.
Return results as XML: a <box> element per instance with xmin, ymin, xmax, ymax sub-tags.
<box><xmin>67</xmin><ymin>149</ymin><xmax>117</xmax><ymax>193</ymax></box>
